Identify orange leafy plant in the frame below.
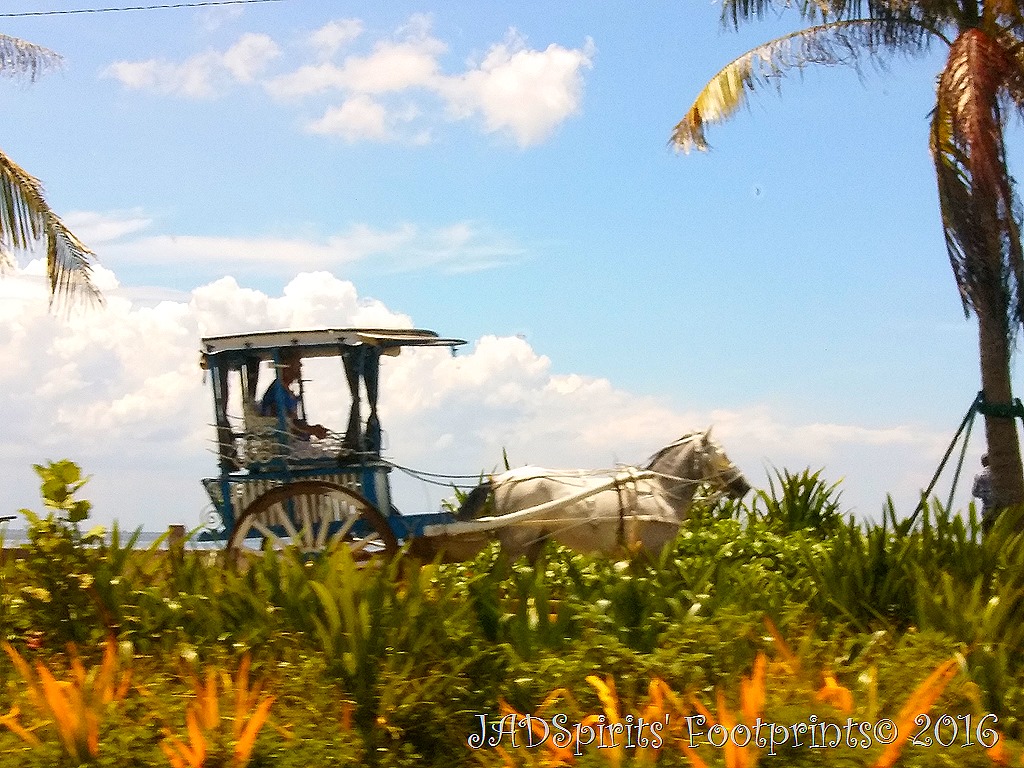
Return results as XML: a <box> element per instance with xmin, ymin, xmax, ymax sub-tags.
<box><xmin>160</xmin><ymin>653</ymin><xmax>276</xmax><ymax>768</ymax></box>
<box><xmin>0</xmin><ymin>706</ymin><xmax>42</xmax><ymax>747</ymax></box>
<box><xmin>492</xmin><ymin>687</ymin><xmax>580</xmax><ymax>767</ymax></box>
<box><xmin>815</xmin><ymin>671</ymin><xmax>854</xmax><ymax>713</ymax></box>
<box><xmin>684</xmin><ymin>652</ymin><xmax>768</xmax><ymax>768</ymax></box>
<box><xmin>870</xmin><ymin>657</ymin><xmax>960</xmax><ymax>768</ymax></box>
<box><xmin>636</xmin><ymin>678</ymin><xmax>689</xmax><ymax>767</ymax></box>
<box><xmin>679</xmin><ymin>645</ymin><xmax>963</xmax><ymax>768</ymax></box>
<box><xmin>1</xmin><ymin>637</ymin><xmax>131</xmax><ymax>763</ymax></box>
<box><xmin>478</xmin><ymin>676</ymin><xmax>686</xmax><ymax>768</ymax></box>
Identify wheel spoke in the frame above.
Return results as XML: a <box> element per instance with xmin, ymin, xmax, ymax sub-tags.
<box><xmin>251</xmin><ymin>518</ymin><xmax>283</xmax><ymax>547</ymax></box>
<box><xmin>278</xmin><ymin>506</ymin><xmax>300</xmax><ymax>539</ymax></box>
<box><xmin>333</xmin><ymin>509</ymin><xmax>358</xmax><ymax>541</ymax></box>
<box><xmin>228</xmin><ymin>481</ymin><xmax>396</xmax><ymax>561</ymax></box>
<box><xmin>298</xmin><ymin>503</ymin><xmax>315</xmax><ymax>550</ymax></box>
<box><xmin>313</xmin><ymin>504</ymin><xmax>332</xmax><ymax>549</ymax></box>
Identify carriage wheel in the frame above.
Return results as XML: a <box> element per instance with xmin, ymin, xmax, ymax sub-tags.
<box><xmin>226</xmin><ymin>481</ymin><xmax>398</xmax><ymax>559</ymax></box>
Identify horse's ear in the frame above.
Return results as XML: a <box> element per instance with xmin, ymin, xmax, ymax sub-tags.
<box><xmin>704</xmin><ymin>426</ymin><xmax>713</xmax><ymax>443</ymax></box>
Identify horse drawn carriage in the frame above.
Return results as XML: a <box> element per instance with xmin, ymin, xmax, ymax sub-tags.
<box><xmin>199</xmin><ymin>328</ymin><xmax>750</xmax><ymax>561</ymax></box>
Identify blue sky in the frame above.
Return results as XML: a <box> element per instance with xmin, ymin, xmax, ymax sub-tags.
<box><xmin>0</xmin><ymin>0</ymin><xmax>1011</xmax><ymax>530</ymax></box>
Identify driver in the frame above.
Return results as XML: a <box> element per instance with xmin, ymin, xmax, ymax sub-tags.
<box><xmin>260</xmin><ymin>350</ymin><xmax>329</xmax><ymax>440</ymax></box>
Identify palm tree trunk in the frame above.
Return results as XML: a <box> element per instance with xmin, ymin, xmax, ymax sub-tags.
<box><xmin>977</xmin><ymin>304</ymin><xmax>1024</xmax><ymax>514</ymax></box>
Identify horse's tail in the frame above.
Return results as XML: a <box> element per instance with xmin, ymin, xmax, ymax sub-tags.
<box><xmin>455</xmin><ymin>481</ymin><xmax>494</xmax><ymax>521</ymax></box>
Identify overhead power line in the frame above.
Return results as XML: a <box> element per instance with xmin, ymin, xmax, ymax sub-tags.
<box><xmin>0</xmin><ymin>0</ymin><xmax>284</xmax><ymax>18</ymax></box>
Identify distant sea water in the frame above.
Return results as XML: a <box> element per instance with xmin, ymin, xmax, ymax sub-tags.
<box><xmin>0</xmin><ymin>527</ymin><xmax>223</xmax><ymax>550</ymax></box>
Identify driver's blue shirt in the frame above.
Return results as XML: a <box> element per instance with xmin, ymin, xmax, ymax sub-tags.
<box><xmin>260</xmin><ymin>379</ymin><xmax>299</xmax><ymax>419</ymax></box>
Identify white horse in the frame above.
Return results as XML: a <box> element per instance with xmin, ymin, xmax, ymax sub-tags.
<box><xmin>453</xmin><ymin>430</ymin><xmax>751</xmax><ymax>561</ymax></box>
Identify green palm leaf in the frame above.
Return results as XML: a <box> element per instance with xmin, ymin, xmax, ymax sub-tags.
<box><xmin>0</xmin><ymin>34</ymin><xmax>62</xmax><ymax>81</ymax></box>
<box><xmin>672</xmin><ymin>19</ymin><xmax>930</xmax><ymax>152</ymax></box>
<box><xmin>0</xmin><ymin>34</ymin><xmax>100</xmax><ymax>308</ymax></box>
<box><xmin>0</xmin><ymin>149</ymin><xmax>101</xmax><ymax>307</ymax></box>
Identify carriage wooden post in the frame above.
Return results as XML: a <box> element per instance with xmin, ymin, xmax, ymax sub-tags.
<box><xmin>198</xmin><ymin>328</ymin><xmax>466</xmax><ymax>558</ymax></box>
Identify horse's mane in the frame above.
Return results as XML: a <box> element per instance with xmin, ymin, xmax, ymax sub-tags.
<box><xmin>643</xmin><ymin>431</ymin><xmax>705</xmax><ymax>470</ymax></box>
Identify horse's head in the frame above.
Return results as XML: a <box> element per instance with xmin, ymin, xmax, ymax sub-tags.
<box><xmin>697</xmin><ymin>428</ymin><xmax>751</xmax><ymax>498</ymax></box>
<box><xmin>646</xmin><ymin>429</ymin><xmax>751</xmax><ymax>499</ymax></box>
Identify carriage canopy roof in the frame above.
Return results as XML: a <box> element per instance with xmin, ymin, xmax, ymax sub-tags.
<box><xmin>200</xmin><ymin>328</ymin><xmax>465</xmax><ymax>366</ymax></box>
<box><xmin>201</xmin><ymin>328</ymin><xmax>466</xmax><ymax>469</ymax></box>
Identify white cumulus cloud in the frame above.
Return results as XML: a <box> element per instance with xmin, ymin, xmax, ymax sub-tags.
<box><xmin>439</xmin><ymin>33</ymin><xmax>596</xmax><ymax>146</ymax></box>
<box><xmin>104</xmin><ymin>33</ymin><xmax>281</xmax><ymax>98</ymax></box>
<box><xmin>103</xmin><ymin>53</ymin><xmax>225</xmax><ymax>99</ymax></box>
<box><xmin>222</xmin><ymin>33</ymin><xmax>281</xmax><ymax>83</ymax></box>
<box><xmin>102</xmin><ymin>15</ymin><xmax>593</xmax><ymax>145</ymax></box>
<box><xmin>266</xmin><ymin>36</ymin><xmax>444</xmax><ymax>99</ymax></box>
<box><xmin>306</xmin><ymin>95</ymin><xmax>390</xmax><ymax>141</ymax></box>
<box><xmin>310</xmin><ymin>19</ymin><xmax>364</xmax><ymax>60</ymax></box>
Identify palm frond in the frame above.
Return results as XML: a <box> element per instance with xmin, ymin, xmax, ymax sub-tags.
<box><xmin>0</xmin><ymin>149</ymin><xmax>47</xmax><ymax>249</ymax></box>
<box><xmin>0</xmin><ymin>149</ymin><xmax>101</xmax><ymax>308</ymax></box>
<box><xmin>47</xmin><ymin>214</ymin><xmax>102</xmax><ymax>309</ymax></box>
<box><xmin>931</xmin><ymin>27</ymin><xmax>1024</xmax><ymax>335</ymax></box>
<box><xmin>932</xmin><ymin>102</ymin><xmax>986</xmax><ymax>315</ymax></box>
<box><xmin>672</xmin><ymin>18</ymin><xmax>932</xmax><ymax>152</ymax></box>
<box><xmin>720</xmin><ymin>1</ymin><xmax>963</xmax><ymax>33</ymax></box>
<box><xmin>983</xmin><ymin>0</ymin><xmax>1024</xmax><ymax>35</ymax></box>
<box><xmin>993</xmin><ymin>27</ymin><xmax>1024</xmax><ymax>109</ymax></box>
<box><xmin>0</xmin><ymin>34</ymin><xmax>62</xmax><ymax>81</ymax></box>
<box><xmin>720</xmin><ymin>0</ymin><xmax>834</xmax><ymax>28</ymax></box>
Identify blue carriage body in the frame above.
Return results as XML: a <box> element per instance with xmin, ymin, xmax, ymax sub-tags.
<box><xmin>198</xmin><ymin>328</ymin><xmax>463</xmax><ymax>547</ymax></box>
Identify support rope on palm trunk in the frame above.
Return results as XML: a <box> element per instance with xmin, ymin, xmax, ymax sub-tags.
<box><xmin>908</xmin><ymin>390</ymin><xmax>1024</xmax><ymax>526</ymax></box>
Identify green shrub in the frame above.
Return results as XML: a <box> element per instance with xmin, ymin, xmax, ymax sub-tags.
<box><xmin>751</xmin><ymin>467</ymin><xmax>845</xmax><ymax>536</ymax></box>
<box><xmin>10</xmin><ymin>461</ymin><xmax>111</xmax><ymax>645</ymax></box>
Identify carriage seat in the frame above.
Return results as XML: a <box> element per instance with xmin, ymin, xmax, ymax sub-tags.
<box><xmin>240</xmin><ymin>398</ymin><xmax>340</xmax><ymax>464</ymax></box>
<box><xmin>240</xmin><ymin>397</ymin><xmax>290</xmax><ymax>464</ymax></box>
